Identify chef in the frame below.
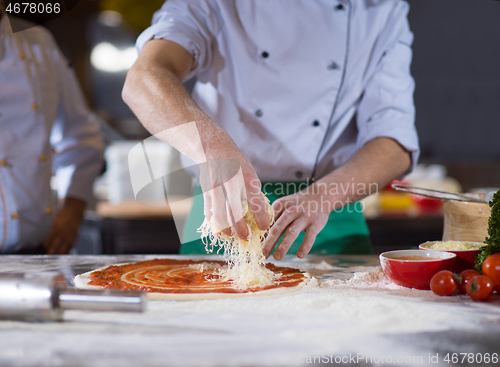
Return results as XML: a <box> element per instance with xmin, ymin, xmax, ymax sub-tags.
<box><xmin>0</xmin><ymin>8</ymin><xmax>104</xmax><ymax>254</ymax></box>
<box><xmin>122</xmin><ymin>0</ymin><xmax>419</xmax><ymax>259</ymax></box>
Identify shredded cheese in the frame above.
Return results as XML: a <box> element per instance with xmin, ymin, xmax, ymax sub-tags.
<box><xmin>188</xmin><ymin>262</ymin><xmax>225</xmax><ymax>283</ymax></box>
<box><xmin>188</xmin><ymin>262</ymin><xmax>223</xmax><ymax>273</ymax></box>
<box><xmin>198</xmin><ymin>195</ymin><xmax>279</xmax><ymax>289</ymax></box>
<box><xmin>423</xmin><ymin>241</ymin><xmax>485</xmax><ymax>251</ymax></box>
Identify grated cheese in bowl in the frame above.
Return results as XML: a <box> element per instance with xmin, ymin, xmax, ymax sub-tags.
<box><xmin>420</xmin><ymin>240</ymin><xmax>485</xmax><ymax>251</ymax></box>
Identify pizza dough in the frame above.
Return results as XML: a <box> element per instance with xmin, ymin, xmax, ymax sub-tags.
<box><xmin>74</xmin><ymin>195</ymin><xmax>310</xmax><ymax>300</ymax></box>
<box><xmin>74</xmin><ymin>259</ymin><xmax>311</xmax><ymax>300</ymax></box>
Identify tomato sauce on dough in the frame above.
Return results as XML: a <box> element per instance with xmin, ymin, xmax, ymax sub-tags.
<box><xmin>87</xmin><ymin>259</ymin><xmax>307</xmax><ymax>294</ymax></box>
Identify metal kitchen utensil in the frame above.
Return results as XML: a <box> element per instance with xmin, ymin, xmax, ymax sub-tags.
<box><xmin>0</xmin><ymin>272</ymin><xmax>146</xmax><ymax>322</ymax></box>
<box><xmin>391</xmin><ymin>184</ymin><xmax>488</xmax><ymax>204</ymax></box>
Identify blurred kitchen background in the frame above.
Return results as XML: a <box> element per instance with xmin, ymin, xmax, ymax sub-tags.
<box><xmin>40</xmin><ymin>0</ymin><xmax>500</xmax><ymax>255</ymax></box>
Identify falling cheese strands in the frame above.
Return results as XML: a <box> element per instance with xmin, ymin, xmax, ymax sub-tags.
<box><xmin>198</xmin><ymin>196</ymin><xmax>279</xmax><ymax>289</ymax></box>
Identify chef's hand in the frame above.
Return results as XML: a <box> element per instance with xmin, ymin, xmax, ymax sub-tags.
<box><xmin>122</xmin><ymin>40</ymin><xmax>270</xmax><ymax>239</ymax></box>
<box><xmin>261</xmin><ymin>184</ymin><xmax>332</xmax><ymax>260</ymax></box>
<box><xmin>43</xmin><ymin>197</ymin><xmax>85</xmax><ymax>255</ymax></box>
<box><xmin>200</xmin><ymin>146</ymin><xmax>270</xmax><ymax>240</ymax></box>
<box><xmin>261</xmin><ymin>138</ymin><xmax>412</xmax><ymax>260</ymax></box>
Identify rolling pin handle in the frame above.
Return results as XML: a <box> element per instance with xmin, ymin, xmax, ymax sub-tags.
<box><xmin>56</xmin><ymin>288</ymin><xmax>147</xmax><ymax>312</ymax></box>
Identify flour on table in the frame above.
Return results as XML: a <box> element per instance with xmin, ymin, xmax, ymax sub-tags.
<box><xmin>309</xmin><ymin>260</ymin><xmax>338</xmax><ymax>270</ymax></box>
<box><xmin>323</xmin><ymin>266</ymin><xmax>401</xmax><ymax>289</ymax></box>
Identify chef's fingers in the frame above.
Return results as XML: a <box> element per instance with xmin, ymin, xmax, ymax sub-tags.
<box><xmin>42</xmin><ymin>227</ymin><xmax>60</xmax><ymax>254</ymax></box>
<box><xmin>226</xmin><ymin>201</ymin><xmax>249</xmax><ymax>240</ymax></box>
<box><xmin>46</xmin><ymin>236</ymin><xmax>62</xmax><ymax>255</ymax></box>
<box><xmin>225</xmin><ymin>196</ymin><xmax>249</xmax><ymax>240</ymax></box>
<box><xmin>246</xmin><ymin>179</ymin><xmax>270</xmax><ymax>231</ymax></box>
<box><xmin>261</xmin><ymin>226</ymin><xmax>286</xmax><ymax>259</ymax></box>
<box><xmin>59</xmin><ymin>241</ymin><xmax>73</xmax><ymax>255</ymax></box>
<box><xmin>262</xmin><ymin>206</ymin><xmax>300</xmax><ymax>259</ymax></box>
<box><xmin>271</xmin><ymin>195</ymin><xmax>296</xmax><ymax>222</ymax></box>
<box><xmin>296</xmin><ymin>224</ymin><xmax>322</xmax><ymax>258</ymax></box>
<box><xmin>53</xmin><ymin>238</ymin><xmax>67</xmax><ymax>255</ymax></box>
<box><xmin>211</xmin><ymin>185</ymin><xmax>231</xmax><ymax>236</ymax></box>
<box><xmin>203</xmin><ymin>191</ymin><xmax>212</xmax><ymax>222</ymax></box>
<box><xmin>52</xmin><ymin>241</ymin><xmax>63</xmax><ymax>255</ymax></box>
<box><xmin>42</xmin><ymin>231</ymin><xmax>55</xmax><ymax>251</ymax></box>
<box><xmin>223</xmin><ymin>170</ymin><xmax>249</xmax><ymax>239</ymax></box>
<box><xmin>273</xmin><ymin>214</ymin><xmax>310</xmax><ymax>261</ymax></box>
<box><xmin>54</xmin><ymin>233</ymin><xmax>75</xmax><ymax>254</ymax></box>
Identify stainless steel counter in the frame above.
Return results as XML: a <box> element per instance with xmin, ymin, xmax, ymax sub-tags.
<box><xmin>0</xmin><ymin>254</ymin><xmax>499</xmax><ymax>367</ymax></box>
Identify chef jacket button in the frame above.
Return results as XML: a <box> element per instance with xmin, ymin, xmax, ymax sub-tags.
<box><xmin>19</xmin><ymin>53</ymin><xmax>26</xmax><ymax>60</ymax></box>
<box><xmin>327</xmin><ymin>62</ymin><xmax>339</xmax><ymax>70</ymax></box>
<box><xmin>261</xmin><ymin>51</ymin><xmax>269</xmax><ymax>58</ymax></box>
<box><xmin>45</xmin><ymin>207</ymin><xmax>52</xmax><ymax>214</ymax></box>
<box><xmin>31</xmin><ymin>103</ymin><xmax>38</xmax><ymax>110</ymax></box>
<box><xmin>312</xmin><ymin>120</ymin><xmax>320</xmax><ymax>127</ymax></box>
<box><xmin>11</xmin><ymin>212</ymin><xmax>19</xmax><ymax>219</ymax></box>
<box><xmin>295</xmin><ymin>171</ymin><xmax>303</xmax><ymax>179</ymax></box>
<box><xmin>39</xmin><ymin>155</ymin><xmax>46</xmax><ymax>162</ymax></box>
<box><xmin>255</xmin><ymin>109</ymin><xmax>263</xmax><ymax>117</ymax></box>
<box><xmin>335</xmin><ymin>4</ymin><xmax>344</xmax><ymax>10</ymax></box>
<box><xmin>0</xmin><ymin>159</ymin><xmax>7</xmax><ymax>166</ymax></box>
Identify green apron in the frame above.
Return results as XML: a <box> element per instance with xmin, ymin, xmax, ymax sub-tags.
<box><xmin>181</xmin><ymin>183</ymin><xmax>372</xmax><ymax>255</ymax></box>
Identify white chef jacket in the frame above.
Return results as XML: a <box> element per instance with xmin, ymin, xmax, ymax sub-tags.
<box><xmin>0</xmin><ymin>15</ymin><xmax>104</xmax><ymax>253</ymax></box>
<box><xmin>137</xmin><ymin>0</ymin><xmax>419</xmax><ymax>184</ymax></box>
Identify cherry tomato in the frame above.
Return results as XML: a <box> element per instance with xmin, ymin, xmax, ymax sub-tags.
<box><xmin>430</xmin><ymin>270</ymin><xmax>457</xmax><ymax>296</ymax></box>
<box><xmin>482</xmin><ymin>253</ymin><xmax>500</xmax><ymax>292</ymax></box>
<box><xmin>457</xmin><ymin>269</ymin><xmax>480</xmax><ymax>294</ymax></box>
<box><xmin>466</xmin><ymin>275</ymin><xmax>494</xmax><ymax>301</ymax></box>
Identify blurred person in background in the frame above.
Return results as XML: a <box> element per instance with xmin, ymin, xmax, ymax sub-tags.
<box><xmin>0</xmin><ymin>5</ymin><xmax>104</xmax><ymax>254</ymax></box>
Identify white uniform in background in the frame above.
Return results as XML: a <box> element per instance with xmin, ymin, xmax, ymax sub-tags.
<box><xmin>0</xmin><ymin>15</ymin><xmax>104</xmax><ymax>253</ymax></box>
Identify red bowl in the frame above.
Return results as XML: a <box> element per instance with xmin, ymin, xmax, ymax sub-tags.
<box><xmin>380</xmin><ymin>250</ymin><xmax>456</xmax><ymax>290</ymax></box>
<box><xmin>419</xmin><ymin>241</ymin><xmax>483</xmax><ymax>272</ymax></box>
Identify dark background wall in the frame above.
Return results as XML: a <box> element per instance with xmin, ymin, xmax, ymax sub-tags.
<box><xmin>407</xmin><ymin>0</ymin><xmax>500</xmax><ymax>161</ymax></box>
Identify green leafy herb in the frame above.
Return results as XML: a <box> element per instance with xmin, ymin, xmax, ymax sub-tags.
<box><xmin>475</xmin><ymin>190</ymin><xmax>500</xmax><ymax>272</ymax></box>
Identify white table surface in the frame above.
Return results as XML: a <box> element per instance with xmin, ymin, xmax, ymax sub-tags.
<box><xmin>0</xmin><ymin>254</ymin><xmax>499</xmax><ymax>367</ymax></box>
